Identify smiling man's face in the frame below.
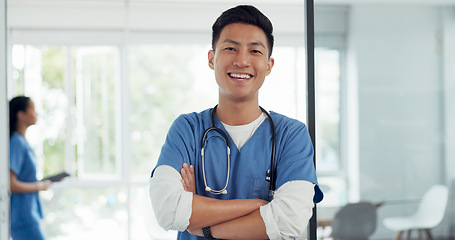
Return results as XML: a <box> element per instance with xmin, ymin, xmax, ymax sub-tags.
<box><xmin>208</xmin><ymin>23</ymin><xmax>274</xmax><ymax>103</ymax></box>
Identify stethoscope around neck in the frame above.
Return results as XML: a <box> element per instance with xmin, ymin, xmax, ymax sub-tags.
<box><xmin>201</xmin><ymin>105</ymin><xmax>277</xmax><ymax>198</ymax></box>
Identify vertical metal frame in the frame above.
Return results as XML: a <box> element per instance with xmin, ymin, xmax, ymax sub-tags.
<box><xmin>305</xmin><ymin>0</ymin><xmax>317</xmax><ymax>240</ymax></box>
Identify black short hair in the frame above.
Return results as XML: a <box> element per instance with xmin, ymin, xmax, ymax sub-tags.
<box><xmin>212</xmin><ymin>5</ymin><xmax>274</xmax><ymax>58</ymax></box>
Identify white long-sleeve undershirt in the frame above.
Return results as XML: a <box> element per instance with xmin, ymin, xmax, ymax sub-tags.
<box><xmin>149</xmin><ymin>165</ymin><xmax>315</xmax><ymax>239</ymax></box>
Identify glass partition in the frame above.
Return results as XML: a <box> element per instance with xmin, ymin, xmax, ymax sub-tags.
<box><xmin>315</xmin><ymin>4</ymin><xmax>455</xmax><ymax>240</ymax></box>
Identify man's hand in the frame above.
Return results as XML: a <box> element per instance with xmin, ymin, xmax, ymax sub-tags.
<box><xmin>178</xmin><ymin>162</ymin><xmax>269</xmax><ymax>239</ymax></box>
<box><xmin>180</xmin><ymin>163</ymin><xmax>203</xmax><ymax>235</ymax></box>
<box><xmin>180</xmin><ymin>163</ymin><xmax>196</xmax><ymax>194</ymax></box>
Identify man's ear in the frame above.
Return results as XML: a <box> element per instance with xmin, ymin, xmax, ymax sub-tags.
<box><xmin>208</xmin><ymin>50</ymin><xmax>215</xmax><ymax>70</ymax></box>
<box><xmin>266</xmin><ymin>57</ymin><xmax>275</xmax><ymax>76</ymax></box>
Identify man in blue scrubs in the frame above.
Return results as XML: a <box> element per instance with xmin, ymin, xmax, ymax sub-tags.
<box><xmin>149</xmin><ymin>5</ymin><xmax>323</xmax><ymax>239</ymax></box>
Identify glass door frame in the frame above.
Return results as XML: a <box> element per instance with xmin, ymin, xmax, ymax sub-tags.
<box><xmin>305</xmin><ymin>0</ymin><xmax>318</xmax><ymax>240</ymax></box>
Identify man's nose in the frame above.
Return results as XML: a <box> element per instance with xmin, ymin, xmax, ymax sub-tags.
<box><xmin>233</xmin><ymin>50</ymin><xmax>251</xmax><ymax>68</ymax></box>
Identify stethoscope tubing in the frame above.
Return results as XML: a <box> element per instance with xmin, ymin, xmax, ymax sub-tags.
<box><xmin>260</xmin><ymin>106</ymin><xmax>276</xmax><ymax>192</ymax></box>
<box><xmin>201</xmin><ymin>105</ymin><xmax>276</xmax><ymax>195</ymax></box>
<box><xmin>201</xmin><ymin>134</ymin><xmax>230</xmax><ymax>195</ymax></box>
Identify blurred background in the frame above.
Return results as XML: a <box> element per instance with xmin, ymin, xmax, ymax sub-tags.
<box><xmin>1</xmin><ymin>0</ymin><xmax>455</xmax><ymax>239</ymax></box>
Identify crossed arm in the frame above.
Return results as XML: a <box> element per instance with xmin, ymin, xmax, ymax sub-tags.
<box><xmin>149</xmin><ymin>164</ymin><xmax>315</xmax><ymax>240</ymax></box>
<box><xmin>180</xmin><ymin>163</ymin><xmax>269</xmax><ymax>239</ymax></box>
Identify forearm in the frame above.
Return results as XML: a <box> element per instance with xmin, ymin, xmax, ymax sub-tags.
<box><xmin>209</xmin><ymin>209</ymin><xmax>268</xmax><ymax>240</ymax></box>
<box><xmin>150</xmin><ymin>165</ymin><xmax>266</xmax><ymax>231</ymax></box>
<box><xmin>208</xmin><ymin>181</ymin><xmax>315</xmax><ymax>240</ymax></box>
<box><xmin>179</xmin><ymin>163</ymin><xmax>267</xmax><ymax>229</ymax></box>
<box><xmin>188</xmin><ymin>194</ymin><xmax>266</xmax><ymax>229</ymax></box>
<box><xmin>10</xmin><ymin>175</ymin><xmax>47</xmax><ymax>193</ymax></box>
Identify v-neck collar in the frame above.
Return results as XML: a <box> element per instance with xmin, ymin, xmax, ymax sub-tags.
<box><xmin>213</xmin><ymin>112</ymin><xmax>270</xmax><ymax>152</ymax></box>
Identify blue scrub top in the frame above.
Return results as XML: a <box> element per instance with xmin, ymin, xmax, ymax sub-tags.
<box><xmin>10</xmin><ymin>133</ymin><xmax>44</xmax><ymax>238</ymax></box>
<box><xmin>152</xmin><ymin>108</ymin><xmax>323</xmax><ymax>240</ymax></box>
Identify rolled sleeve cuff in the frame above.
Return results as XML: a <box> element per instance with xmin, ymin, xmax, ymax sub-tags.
<box><xmin>260</xmin><ymin>203</ymin><xmax>282</xmax><ymax>240</ymax></box>
<box><xmin>149</xmin><ymin>165</ymin><xmax>193</xmax><ymax>231</ymax></box>
<box><xmin>174</xmin><ymin>190</ymin><xmax>193</xmax><ymax>231</ymax></box>
<box><xmin>259</xmin><ymin>180</ymin><xmax>315</xmax><ymax>240</ymax></box>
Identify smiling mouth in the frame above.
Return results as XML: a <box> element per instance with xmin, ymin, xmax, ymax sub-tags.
<box><xmin>228</xmin><ymin>73</ymin><xmax>252</xmax><ymax>80</ymax></box>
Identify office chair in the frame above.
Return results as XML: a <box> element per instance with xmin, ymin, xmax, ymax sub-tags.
<box><xmin>383</xmin><ymin>185</ymin><xmax>449</xmax><ymax>240</ymax></box>
<box><xmin>330</xmin><ymin>202</ymin><xmax>377</xmax><ymax>240</ymax></box>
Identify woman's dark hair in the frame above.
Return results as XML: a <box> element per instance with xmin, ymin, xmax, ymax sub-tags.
<box><xmin>212</xmin><ymin>5</ymin><xmax>274</xmax><ymax>58</ymax></box>
<box><xmin>9</xmin><ymin>96</ymin><xmax>31</xmax><ymax>137</ymax></box>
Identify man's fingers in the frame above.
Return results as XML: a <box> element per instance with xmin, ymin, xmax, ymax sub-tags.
<box><xmin>180</xmin><ymin>163</ymin><xmax>196</xmax><ymax>193</ymax></box>
<box><xmin>181</xmin><ymin>179</ymin><xmax>189</xmax><ymax>191</ymax></box>
<box><xmin>180</xmin><ymin>164</ymin><xmax>192</xmax><ymax>191</ymax></box>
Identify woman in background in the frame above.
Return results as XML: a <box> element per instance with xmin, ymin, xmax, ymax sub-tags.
<box><xmin>9</xmin><ymin>96</ymin><xmax>51</xmax><ymax>240</ymax></box>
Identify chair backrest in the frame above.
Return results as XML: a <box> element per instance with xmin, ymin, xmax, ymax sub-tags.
<box><xmin>331</xmin><ymin>202</ymin><xmax>377</xmax><ymax>240</ymax></box>
<box><xmin>413</xmin><ymin>184</ymin><xmax>449</xmax><ymax>227</ymax></box>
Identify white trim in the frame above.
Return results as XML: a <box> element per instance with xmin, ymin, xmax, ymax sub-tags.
<box><xmin>8</xmin><ymin>29</ymin><xmax>307</xmax><ymax>47</ymax></box>
<box><xmin>345</xmin><ymin>38</ymin><xmax>360</xmax><ymax>203</ymax></box>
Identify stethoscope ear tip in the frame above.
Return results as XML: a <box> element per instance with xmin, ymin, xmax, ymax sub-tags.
<box><xmin>221</xmin><ymin>190</ymin><xmax>227</xmax><ymax>194</ymax></box>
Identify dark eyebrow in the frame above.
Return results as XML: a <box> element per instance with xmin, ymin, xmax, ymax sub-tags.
<box><xmin>223</xmin><ymin>39</ymin><xmax>240</xmax><ymax>46</ymax></box>
<box><xmin>223</xmin><ymin>39</ymin><xmax>266</xmax><ymax>49</ymax></box>
<box><xmin>250</xmin><ymin>42</ymin><xmax>266</xmax><ymax>49</ymax></box>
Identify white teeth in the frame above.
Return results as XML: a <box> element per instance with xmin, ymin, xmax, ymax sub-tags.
<box><xmin>229</xmin><ymin>73</ymin><xmax>251</xmax><ymax>79</ymax></box>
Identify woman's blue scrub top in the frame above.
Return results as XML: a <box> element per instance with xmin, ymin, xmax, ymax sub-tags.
<box><xmin>9</xmin><ymin>133</ymin><xmax>44</xmax><ymax>238</ymax></box>
<box><xmin>152</xmin><ymin>108</ymin><xmax>323</xmax><ymax>240</ymax></box>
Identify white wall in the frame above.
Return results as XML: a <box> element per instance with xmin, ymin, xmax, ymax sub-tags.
<box><xmin>351</xmin><ymin>5</ymin><xmax>442</xmax><ymax>198</ymax></box>
<box><xmin>7</xmin><ymin>1</ymin><xmax>306</xmax><ymax>34</ymax></box>
<box><xmin>347</xmin><ymin>5</ymin><xmax>453</xmax><ymax>239</ymax></box>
